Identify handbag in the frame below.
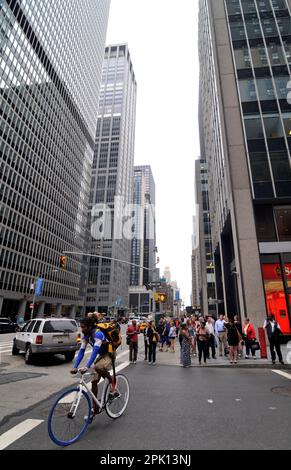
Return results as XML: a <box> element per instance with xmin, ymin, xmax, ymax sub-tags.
<box><xmin>251</xmin><ymin>339</ymin><xmax>261</xmax><ymax>351</ymax></box>
<box><xmin>126</xmin><ymin>335</ymin><xmax>131</xmax><ymax>346</ymax></box>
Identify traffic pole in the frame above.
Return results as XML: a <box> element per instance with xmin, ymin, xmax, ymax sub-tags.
<box><xmin>258</xmin><ymin>327</ymin><xmax>268</xmax><ymax>359</ymax></box>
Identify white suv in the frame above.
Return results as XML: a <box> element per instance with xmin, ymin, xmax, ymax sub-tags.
<box><xmin>12</xmin><ymin>318</ymin><xmax>81</xmax><ymax>364</ymax></box>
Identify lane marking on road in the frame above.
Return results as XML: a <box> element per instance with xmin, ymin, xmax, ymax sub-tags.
<box><xmin>59</xmin><ymin>360</ymin><xmax>130</xmax><ymax>403</ymax></box>
<box><xmin>272</xmin><ymin>370</ymin><xmax>291</xmax><ymax>380</ymax></box>
<box><xmin>207</xmin><ymin>399</ymin><xmax>214</xmax><ymax>404</ymax></box>
<box><xmin>0</xmin><ymin>419</ymin><xmax>44</xmax><ymax>450</ymax></box>
<box><xmin>0</xmin><ymin>350</ymin><xmax>12</xmax><ymax>354</ymax></box>
<box><xmin>0</xmin><ymin>342</ymin><xmax>13</xmax><ymax>346</ymax></box>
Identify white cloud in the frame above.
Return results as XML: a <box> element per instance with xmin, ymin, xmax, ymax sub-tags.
<box><xmin>107</xmin><ymin>0</ymin><xmax>200</xmax><ymax>304</ymax></box>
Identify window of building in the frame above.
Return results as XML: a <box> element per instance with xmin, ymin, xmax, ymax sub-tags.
<box><xmin>255</xmin><ymin>205</ymin><xmax>277</xmax><ymax>241</ymax></box>
<box><xmin>274</xmin><ymin>206</ymin><xmax>291</xmax><ymax>241</ymax></box>
<box><xmin>249</xmin><ymin>150</ymin><xmax>275</xmax><ymax>197</ymax></box>
<box><xmin>244</xmin><ymin>117</ymin><xmax>264</xmax><ymax>138</ymax></box>
<box><xmin>239</xmin><ymin>79</ymin><xmax>258</xmax><ymax>101</ymax></box>
<box><xmin>256</xmin><ymin>77</ymin><xmax>275</xmax><ymax>100</ymax></box>
<box><xmin>263</xmin><ymin>116</ymin><xmax>284</xmax><ymax>138</ymax></box>
<box><xmin>234</xmin><ymin>47</ymin><xmax>252</xmax><ymax>69</ymax></box>
<box><xmin>269</xmin><ymin>150</ymin><xmax>291</xmax><ymax>196</ymax></box>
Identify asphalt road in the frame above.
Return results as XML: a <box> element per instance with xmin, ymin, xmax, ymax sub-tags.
<box><xmin>1</xmin><ymin>348</ymin><xmax>291</xmax><ymax>450</ymax></box>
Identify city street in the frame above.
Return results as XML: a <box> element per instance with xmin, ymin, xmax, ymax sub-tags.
<box><xmin>1</xmin><ymin>332</ymin><xmax>291</xmax><ymax>450</ymax></box>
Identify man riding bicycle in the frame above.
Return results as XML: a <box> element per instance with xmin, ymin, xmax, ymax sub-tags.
<box><xmin>71</xmin><ymin>315</ymin><xmax>117</xmax><ymax>417</ymax></box>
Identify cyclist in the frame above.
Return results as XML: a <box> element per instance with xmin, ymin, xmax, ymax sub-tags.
<box><xmin>71</xmin><ymin>316</ymin><xmax>117</xmax><ymax>417</ymax></box>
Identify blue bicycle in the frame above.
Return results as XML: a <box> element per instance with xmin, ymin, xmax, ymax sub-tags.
<box><xmin>48</xmin><ymin>370</ymin><xmax>130</xmax><ymax>447</ymax></box>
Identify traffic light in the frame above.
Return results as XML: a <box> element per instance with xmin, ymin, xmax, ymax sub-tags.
<box><xmin>159</xmin><ymin>293</ymin><xmax>167</xmax><ymax>303</ymax></box>
<box><xmin>59</xmin><ymin>255</ymin><xmax>67</xmax><ymax>269</ymax></box>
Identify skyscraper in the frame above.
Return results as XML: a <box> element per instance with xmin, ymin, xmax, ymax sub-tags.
<box><xmin>86</xmin><ymin>44</ymin><xmax>137</xmax><ymax>314</ymax></box>
<box><xmin>199</xmin><ymin>0</ymin><xmax>291</xmax><ymax>334</ymax></box>
<box><xmin>195</xmin><ymin>159</ymin><xmax>217</xmax><ymax>316</ymax></box>
<box><xmin>0</xmin><ymin>0</ymin><xmax>110</xmax><ymax>319</ymax></box>
<box><xmin>191</xmin><ymin>215</ymin><xmax>201</xmax><ymax>309</ymax></box>
<box><xmin>130</xmin><ymin>165</ymin><xmax>156</xmax><ymax>287</ymax></box>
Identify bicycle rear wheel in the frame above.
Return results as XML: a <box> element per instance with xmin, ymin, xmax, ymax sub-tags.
<box><xmin>105</xmin><ymin>374</ymin><xmax>130</xmax><ymax>419</ymax></box>
<box><xmin>48</xmin><ymin>388</ymin><xmax>91</xmax><ymax>446</ymax></box>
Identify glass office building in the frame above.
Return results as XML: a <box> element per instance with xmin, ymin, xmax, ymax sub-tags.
<box><xmin>130</xmin><ymin>165</ymin><xmax>156</xmax><ymax>288</ymax></box>
<box><xmin>86</xmin><ymin>44</ymin><xmax>137</xmax><ymax>314</ymax></box>
<box><xmin>199</xmin><ymin>0</ymin><xmax>291</xmax><ymax>334</ymax></box>
<box><xmin>0</xmin><ymin>0</ymin><xmax>110</xmax><ymax>319</ymax></box>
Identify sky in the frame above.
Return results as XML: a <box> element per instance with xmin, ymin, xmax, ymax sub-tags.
<box><xmin>106</xmin><ymin>0</ymin><xmax>200</xmax><ymax>304</ymax></box>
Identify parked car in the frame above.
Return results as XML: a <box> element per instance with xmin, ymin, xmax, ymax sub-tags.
<box><xmin>0</xmin><ymin>318</ymin><xmax>18</xmax><ymax>334</ymax></box>
<box><xmin>12</xmin><ymin>318</ymin><xmax>81</xmax><ymax>364</ymax></box>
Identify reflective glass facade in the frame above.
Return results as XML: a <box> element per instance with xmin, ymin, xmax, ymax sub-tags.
<box><xmin>130</xmin><ymin>166</ymin><xmax>156</xmax><ymax>287</ymax></box>
<box><xmin>86</xmin><ymin>44</ymin><xmax>137</xmax><ymax>313</ymax></box>
<box><xmin>0</xmin><ymin>0</ymin><xmax>110</xmax><ymax>318</ymax></box>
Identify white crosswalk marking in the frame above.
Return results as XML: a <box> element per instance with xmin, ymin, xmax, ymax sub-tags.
<box><xmin>272</xmin><ymin>370</ymin><xmax>291</xmax><ymax>380</ymax></box>
<box><xmin>0</xmin><ymin>419</ymin><xmax>44</xmax><ymax>450</ymax></box>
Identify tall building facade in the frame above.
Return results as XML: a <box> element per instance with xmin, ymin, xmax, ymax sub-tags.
<box><xmin>130</xmin><ymin>165</ymin><xmax>156</xmax><ymax>287</ymax></box>
<box><xmin>86</xmin><ymin>44</ymin><xmax>137</xmax><ymax>314</ymax></box>
<box><xmin>191</xmin><ymin>215</ymin><xmax>201</xmax><ymax>309</ymax></box>
<box><xmin>195</xmin><ymin>159</ymin><xmax>217</xmax><ymax>316</ymax></box>
<box><xmin>0</xmin><ymin>0</ymin><xmax>110</xmax><ymax>319</ymax></box>
<box><xmin>199</xmin><ymin>0</ymin><xmax>291</xmax><ymax>334</ymax></box>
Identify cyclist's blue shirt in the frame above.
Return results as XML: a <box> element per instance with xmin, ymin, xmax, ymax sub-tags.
<box><xmin>74</xmin><ymin>329</ymin><xmax>108</xmax><ymax>369</ymax></box>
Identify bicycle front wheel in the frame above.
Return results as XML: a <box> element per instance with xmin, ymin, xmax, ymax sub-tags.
<box><xmin>48</xmin><ymin>388</ymin><xmax>91</xmax><ymax>447</ymax></box>
<box><xmin>105</xmin><ymin>374</ymin><xmax>130</xmax><ymax>419</ymax></box>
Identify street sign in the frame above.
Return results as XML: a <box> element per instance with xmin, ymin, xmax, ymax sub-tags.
<box><xmin>35</xmin><ymin>278</ymin><xmax>44</xmax><ymax>296</ymax></box>
<box><xmin>30</xmin><ymin>303</ymin><xmax>34</xmax><ymax>309</ymax></box>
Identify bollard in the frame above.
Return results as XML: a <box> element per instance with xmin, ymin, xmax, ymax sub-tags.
<box><xmin>258</xmin><ymin>327</ymin><xmax>268</xmax><ymax>359</ymax></box>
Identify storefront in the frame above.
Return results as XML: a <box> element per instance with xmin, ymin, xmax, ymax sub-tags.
<box><xmin>261</xmin><ymin>254</ymin><xmax>291</xmax><ymax>336</ymax></box>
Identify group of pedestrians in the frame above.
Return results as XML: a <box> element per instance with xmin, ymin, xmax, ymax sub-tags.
<box><xmin>126</xmin><ymin>319</ymin><xmax>159</xmax><ymax>365</ymax></box>
<box><xmin>177</xmin><ymin>313</ymin><xmax>285</xmax><ymax>367</ymax></box>
<box><xmin>125</xmin><ymin>313</ymin><xmax>285</xmax><ymax>368</ymax></box>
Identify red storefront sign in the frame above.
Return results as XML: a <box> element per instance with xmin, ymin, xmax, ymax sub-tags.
<box><xmin>262</xmin><ymin>263</ymin><xmax>291</xmax><ymax>281</ymax></box>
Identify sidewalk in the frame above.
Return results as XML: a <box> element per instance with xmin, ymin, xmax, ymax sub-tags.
<box><xmin>155</xmin><ymin>344</ymin><xmax>291</xmax><ymax>369</ymax></box>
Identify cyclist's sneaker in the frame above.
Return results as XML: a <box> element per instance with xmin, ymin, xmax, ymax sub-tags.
<box><xmin>108</xmin><ymin>390</ymin><xmax>121</xmax><ymax>401</ymax></box>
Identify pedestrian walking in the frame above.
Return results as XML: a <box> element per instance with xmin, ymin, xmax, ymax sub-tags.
<box><xmin>143</xmin><ymin>321</ymin><xmax>149</xmax><ymax>361</ymax></box>
<box><xmin>147</xmin><ymin>321</ymin><xmax>159</xmax><ymax>365</ymax></box>
<box><xmin>180</xmin><ymin>324</ymin><xmax>192</xmax><ymax>368</ymax></box>
<box><xmin>234</xmin><ymin>314</ymin><xmax>243</xmax><ymax>358</ymax></box>
<box><xmin>169</xmin><ymin>321</ymin><xmax>177</xmax><ymax>352</ymax></box>
<box><xmin>206</xmin><ymin>316</ymin><xmax>216</xmax><ymax>359</ymax></box>
<box><xmin>264</xmin><ymin>314</ymin><xmax>285</xmax><ymax>365</ymax></box>
<box><xmin>243</xmin><ymin>318</ymin><xmax>257</xmax><ymax>359</ymax></box>
<box><xmin>215</xmin><ymin>314</ymin><xmax>228</xmax><ymax>357</ymax></box>
<box><xmin>157</xmin><ymin>318</ymin><xmax>165</xmax><ymax>352</ymax></box>
<box><xmin>126</xmin><ymin>319</ymin><xmax>139</xmax><ymax>364</ymax></box>
<box><xmin>196</xmin><ymin>321</ymin><xmax>209</xmax><ymax>366</ymax></box>
<box><xmin>226</xmin><ymin>318</ymin><xmax>241</xmax><ymax>365</ymax></box>
<box><xmin>162</xmin><ymin>319</ymin><xmax>171</xmax><ymax>352</ymax></box>
<box><xmin>186</xmin><ymin>319</ymin><xmax>195</xmax><ymax>357</ymax></box>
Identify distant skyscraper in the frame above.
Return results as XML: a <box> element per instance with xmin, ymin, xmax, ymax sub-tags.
<box><xmin>195</xmin><ymin>159</ymin><xmax>217</xmax><ymax>316</ymax></box>
<box><xmin>199</xmin><ymin>0</ymin><xmax>291</xmax><ymax>332</ymax></box>
<box><xmin>130</xmin><ymin>165</ymin><xmax>156</xmax><ymax>287</ymax></box>
<box><xmin>86</xmin><ymin>44</ymin><xmax>137</xmax><ymax>313</ymax></box>
<box><xmin>163</xmin><ymin>267</ymin><xmax>171</xmax><ymax>284</ymax></box>
<box><xmin>191</xmin><ymin>215</ymin><xmax>201</xmax><ymax>309</ymax></box>
<box><xmin>0</xmin><ymin>0</ymin><xmax>110</xmax><ymax>319</ymax></box>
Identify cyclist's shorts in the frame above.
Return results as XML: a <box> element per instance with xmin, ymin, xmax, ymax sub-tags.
<box><xmin>95</xmin><ymin>353</ymin><xmax>112</xmax><ymax>368</ymax></box>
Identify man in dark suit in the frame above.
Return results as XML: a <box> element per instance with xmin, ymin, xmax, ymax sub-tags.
<box><xmin>264</xmin><ymin>314</ymin><xmax>284</xmax><ymax>365</ymax></box>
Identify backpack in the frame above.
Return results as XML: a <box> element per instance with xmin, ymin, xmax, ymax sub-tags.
<box><xmin>96</xmin><ymin>323</ymin><xmax>122</xmax><ymax>352</ymax></box>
